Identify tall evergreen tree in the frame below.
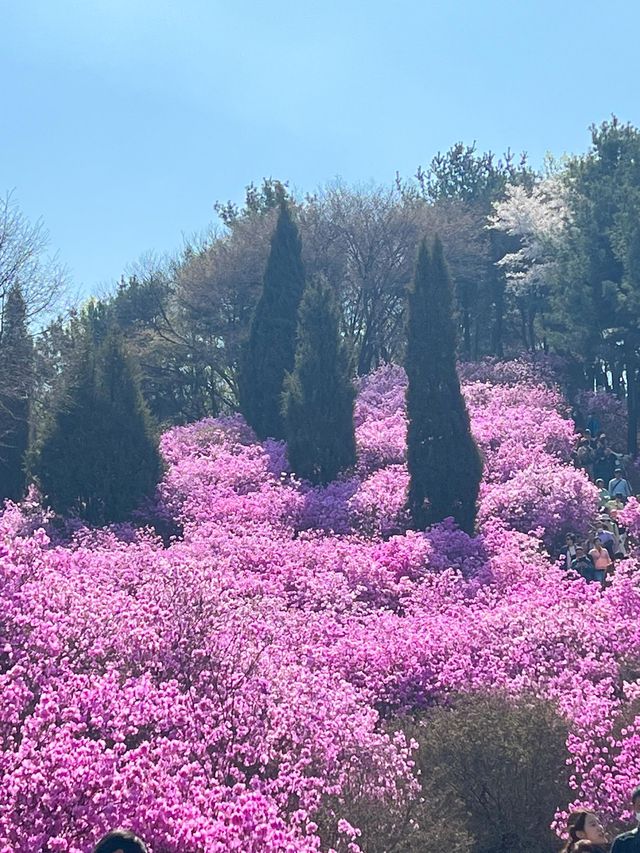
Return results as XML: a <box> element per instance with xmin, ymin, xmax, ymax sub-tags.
<box><xmin>238</xmin><ymin>202</ymin><xmax>305</xmax><ymax>439</ymax></box>
<box><xmin>283</xmin><ymin>274</ymin><xmax>356</xmax><ymax>484</ymax></box>
<box><xmin>35</xmin><ymin>331</ymin><xmax>161</xmax><ymax>524</ymax></box>
<box><xmin>0</xmin><ymin>284</ymin><xmax>33</xmax><ymax>502</ymax></box>
<box><xmin>556</xmin><ymin>119</ymin><xmax>640</xmax><ymax>453</ymax></box>
<box><xmin>406</xmin><ymin>236</ymin><xmax>483</xmax><ymax>534</ymax></box>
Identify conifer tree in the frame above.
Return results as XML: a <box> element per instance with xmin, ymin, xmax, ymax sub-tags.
<box><xmin>35</xmin><ymin>331</ymin><xmax>161</xmax><ymax>524</ymax></box>
<box><xmin>0</xmin><ymin>284</ymin><xmax>33</xmax><ymax>502</ymax></box>
<box><xmin>283</xmin><ymin>275</ymin><xmax>356</xmax><ymax>484</ymax></box>
<box><xmin>238</xmin><ymin>202</ymin><xmax>305</xmax><ymax>439</ymax></box>
<box><xmin>406</xmin><ymin>236</ymin><xmax>482</xmax><ymax>534</ymax></box>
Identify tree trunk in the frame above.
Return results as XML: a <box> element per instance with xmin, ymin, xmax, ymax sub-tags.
<box><xmin>462</xmin><ymin>304</ymin><xmax>471</xmax><ymax>360</ymax></box>
<box><xmin>625</xmin><ymin>338</ymin><xmax>638</xmax><ymax>456</ymax></box>
<box><xmin>492</xmin><ymin>280</ymin><xmax>505</xmax><ymax>358</ymax></box>
<box><xmin>527</xmin><ymin>307</ymin><xmax>536</xmax><ymax>352</ymax></box>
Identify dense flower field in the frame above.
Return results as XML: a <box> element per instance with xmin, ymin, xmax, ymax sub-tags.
<box><xmin>1</xmin><ymin>363</ymin><xmax>640</xmax><ymax>852</ymax></box>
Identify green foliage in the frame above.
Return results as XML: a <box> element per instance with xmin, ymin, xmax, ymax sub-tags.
<box><xmin>283</xmin><ymin>275</ymin><xmax>356</xmax><ymax>484</ymax></box>
<box><xmin>238</xmin><ymin>202</ymin><xmax>306</xmax><ymax>440</ymax></box>
<box><xmin>110</xmin><ymin>273</ymin><xmax>219</xmax><ymax>425</ymax></box>
<box><xmin>404</xmin><ymin>693</ymin><xmax>571</xmax><ymax>853</ymax></box>
<box><xmin>416</xmin><ymin>142</ymin><xmax>531</xmax><ymax>205</ymax></box>
<box><xmin>0</xmin><ymin>285</ymin><xmax>33</xmax><ymax>502</ymax></box>
<box><xmin>406</xmin><ymin>237</ymin><xmax>482</xmax><ymax>534</ymax></box>
<box><xmin>34</xmin><ymin>331</ymin><xmax>161</xmax><ymax>524</ymax></box>
<box><xmin>411</xmin><ymin>144</ymin><xmax>534</xmax><ymax>359</ymax></box>
<box><xmin>214</xmin><ymin>178</ymin><xmax>289</xmax><ymax>228</ymax></box>
<box><xmin>317</xmin><ymin>692</ymin><xmax>569</xmax><ymax>853</ymax></box>
<box><xmin>557</xmin><ymin>117</ymin><xmax>640</xmax><ymax>451</ymax></box>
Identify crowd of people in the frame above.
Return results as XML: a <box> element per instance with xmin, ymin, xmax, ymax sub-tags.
<box><xmin>561</xmin><ymin>785</ymin><xmax>640</xmax><ymax>852</ymax></box>
<box><xmin>565</xmin><ymin>427</ymin><xmax>635</xmax><ymax>585</ymax></box>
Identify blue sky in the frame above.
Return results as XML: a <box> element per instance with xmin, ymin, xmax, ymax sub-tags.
<box><xmin>2</xmin><ymin>0</ymin><xmax>639</xmax><ymax>295</ymax></box>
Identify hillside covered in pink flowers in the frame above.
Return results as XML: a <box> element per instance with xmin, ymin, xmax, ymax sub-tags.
<box><xmin>2</xmin><ymin>361</ymin><xmax>640</xmax><ymax>852</ymax></box>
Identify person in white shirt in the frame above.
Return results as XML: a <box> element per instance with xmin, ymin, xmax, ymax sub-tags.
<box><xmin>608</xmin><ymin>468</ymin><xmax>632</xmax><ymax>502</ymax></box>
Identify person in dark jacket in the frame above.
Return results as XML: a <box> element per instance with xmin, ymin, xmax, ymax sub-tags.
<box><xmin>598</xmin><ymin>447</ymin><xmax>619</xmax><ymax>484</ymax></box>
<box><xmin>612</xmin><ymin>786</ymin><xmax>640</xmax><ymax>853</ymax></box>
<box><xmin>560</xmin><ymin>810</ymin><xmax>608</xmax><ymax>853</ymax></box>
<box><xmin>571</xmin><ymin>546</ymin><xmax>597</xmax><ymax>582</ymax></box>
<box><xmin>93</xmin><ymin>830</ymin><xmax>149</xmax><ymax>853</ymax></box>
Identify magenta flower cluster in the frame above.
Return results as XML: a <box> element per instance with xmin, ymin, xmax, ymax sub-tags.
<box><xmin>0</xmin><ymin>363</ymin><xmax>637</xmax><ymax>852</ymax></box>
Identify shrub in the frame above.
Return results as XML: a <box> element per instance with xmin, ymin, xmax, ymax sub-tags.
<box><xmin>403</xmin><ymin>693</ymin><xmax>571</xmax><ymax>853</ymax></box>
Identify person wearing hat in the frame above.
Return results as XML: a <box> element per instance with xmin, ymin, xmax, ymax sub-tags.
<box><xmin>608</xmin><ymin>468</ymin><xmax>632</xmax><ymax>503</ymax></box>
<box><xmin>611</xmin><ymin>785</ymin><xmax>640</xmax><ymax>852</ymax></box>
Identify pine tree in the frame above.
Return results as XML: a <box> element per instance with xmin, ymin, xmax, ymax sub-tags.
<box><xmin>0</xmin><ymin>285</ymin><xmax>33</xmax><ymax>502</ymax></box>
<box><xmin>283</xmin><ymin>275</ymin><xmax>356</xmax><ymax>484</ymax></box>
<box><xmin>406</xmin><ymin>236</ymin><xmax>482</xmax><ymax>534</ymax></box>
<box><xmin>35</xmin><ymin>331</ymin><xmax>161</xmax><ymax>524</ymax></box>
<box><xmin>238</xmin><ymin>202</ymin><xmax>305</xmax><ymax>439</ymax></box>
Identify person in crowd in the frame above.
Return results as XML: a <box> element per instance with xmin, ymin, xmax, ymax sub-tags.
<box><xmin>571</xmin><ymin>546</ymin><xmax>597</xmax><ymax>582</ymax></box>
<box><xmin>595</xmin><ymin>479</ymin><xmax>611</xmax><ymax>505</ymax></box>
<box><xmin>561</xmin><ymin>810</ymin><xmax>608</xmax><ymax>853</ymax></box>
<box><xmin>598</xmin><ymin>446</ymin><xmax>620</xmax><ymax>484</ymax></box>
<box><xmin>609</xmin><ymin>468</ymin><xmax>633</xmax><ymax>503</ymax></box>
<box><xmin>594</xmin><ymin>446</ymin><xmax>609</xmax><ymax>483</ymax></box>
<box><xmin>93</xmin><ymin>830</ymin><xmax>149</xmax><ymax>853</ymax></box>
<box><xmin>586</xmin><ymin>414</ymin><xmax>602</xmax><ymax>438</ymax></box>
<box><xmin>565</xmin><ymin>534</ymin><xmax>578</xmax><ymax>570</ymax></box>
<box><xmin>611</xmin><ymin>785</ymin><xmax>640</xmax><ymax>852</ymax></box>
<box><xmin>607</xmin><ymin>495</ymin><xmax>625</xmax><ymax>519</ymax></box>
<box><xmin>577</xmin><ymin>440</ymin><xmax>596</xmax><ymax>478</ymax></box>
<box><xmin>588</xmin><ymin>539</ymin><xmax>613</xmax><ymax>584</ymax></box>
<box><xmin>596</xmin><ymin>521</ymin><xmax>616</xmax><ymax>560</ymax></box>
<box><xmin>616</xmin><ymin>517</ymin><xmax>629</xmax><ymax>558</ymax></box>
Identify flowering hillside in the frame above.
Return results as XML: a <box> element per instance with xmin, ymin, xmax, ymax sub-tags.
<box><xmin>1</xmin><ymin>365</ymin><xmax>640</xmax><ymax>852</ymax></box>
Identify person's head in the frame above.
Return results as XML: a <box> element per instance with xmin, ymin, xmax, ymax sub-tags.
<box><xmin>575</xmin><ymin>546</ymin><xmax>585</xmax><ymax>558</ymax></box>
<box><xmin>632</xmin><ymin>785</ymin><xmax>640</xmax><ymax>821</ymax></box>
<box><xmin>595</xmin><ymin>479</ymin><xmax>605</xmax><ymax>488</ymax></box>
<box><xmin>584</xmin><ymin>429</ymin><xmax>592</xmax><ymax>438</ymax></box>
<box><xmin>565</xmin><ymin>811</ymin><xmax>607</xmax><ymax>848</ymax></box>
<box><xmin>93</xmin><ymin>830</ymin><xmax>148</xmax><ymax>853</ymax></box>
<box><xmin>566</xmin><ymin>534</ymin><xmax>576</xmax><ymax>545</ymax></box>
<box><xmin>615</xmin><ymin>467</ymin><xmax>623</xmax><ymax>477</ymax></box>
<box><xmin>593</xmin><ymin>539</ymin><xmax>603</xmax><ymax>551</ymax></box>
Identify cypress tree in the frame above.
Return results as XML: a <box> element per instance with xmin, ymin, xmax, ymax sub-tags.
<box><xmin>0</xmin><ymin>285</ymin><xmax>33</xmax><ymax>502</ymax></box>
<box><xmin>238</xmin><ymin>202</ymin><xmax>305</xmax><ymax>439</ymax></box>
<box><xmin>406</xmin><ymin>236</ymin><xmax>482</xmax><ymax>534</ymax></box>
<box><xmin>283</xmin><ymin>274</ymin><xmax>356</xmax><ymax>484</ymax></box>
<box><xmin>35</xmin><ymin>331</ymin><xmax>161</xmax><ymax>524</ymax></box>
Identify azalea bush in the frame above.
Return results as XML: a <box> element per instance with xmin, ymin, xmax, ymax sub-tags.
<box><xmin>0</xmin><ymin>362</ymin><xmax>639</xmax><ymax>851</ymax></box>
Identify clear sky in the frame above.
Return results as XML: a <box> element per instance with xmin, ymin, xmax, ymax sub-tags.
<box><xmin>2</xmin><ymin>0</ymin><xmax>639</xmax><ymax>296</ymax></box>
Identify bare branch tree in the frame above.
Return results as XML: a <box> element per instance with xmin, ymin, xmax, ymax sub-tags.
<box><xmin>0</xmin><ymin>191</ymin><xmax>69</xmax><ymax>331</ymax></box>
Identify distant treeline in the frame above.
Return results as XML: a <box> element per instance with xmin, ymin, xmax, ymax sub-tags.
<box><xmin>2</xmin><ymin>117</ymin><xmax>640</xmax><ymax>510</ymax></box>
